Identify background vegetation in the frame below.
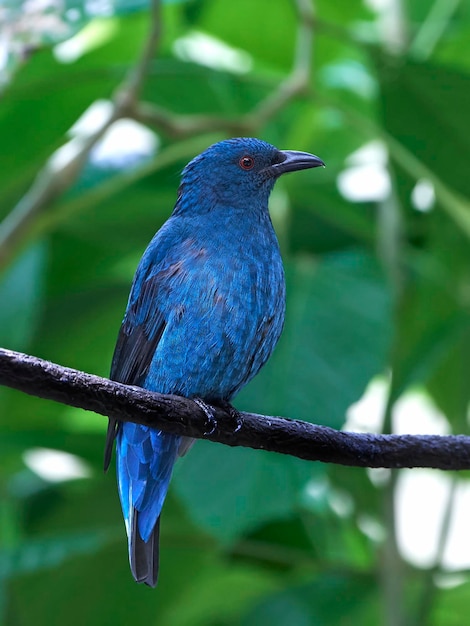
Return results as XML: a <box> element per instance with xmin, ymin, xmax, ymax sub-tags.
<box><xmin>0</xmin><ymin>0</ymin><xmax>469</xmax><ymax>624</ymax></box>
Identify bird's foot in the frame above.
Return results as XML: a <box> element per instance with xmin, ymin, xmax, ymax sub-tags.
<box><xmin>194</xmin><ymin>397</ymin><xmax>217</xmax><ymax>436</ymax></box>
<box><xmin>215</xmin><ymin>400</ymin><xmax>243</xmax><ymax>434</ymax></box>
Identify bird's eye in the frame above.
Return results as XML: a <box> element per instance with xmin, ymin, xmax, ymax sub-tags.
<box><xmin>239</xmin><ymin>156</ymin><xmax>255</xmax><ymax>170</ymax></box>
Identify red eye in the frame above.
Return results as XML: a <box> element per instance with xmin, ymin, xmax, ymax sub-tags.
<box><xmin>239</xmin><ymin>155</ymin><xmax>255</xmax><ymax>170</ymax></box>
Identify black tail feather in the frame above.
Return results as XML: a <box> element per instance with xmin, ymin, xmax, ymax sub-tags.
<box><xmin>130</xmin><ymin>512</ymin><xmax>160</xmax><ymax>587</ymax></box>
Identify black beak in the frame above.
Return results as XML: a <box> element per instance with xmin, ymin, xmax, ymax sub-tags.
<box><xmin>269</xmin><ymin>150</ymin><xmax>325</xmax><ymax>177</ymax></box>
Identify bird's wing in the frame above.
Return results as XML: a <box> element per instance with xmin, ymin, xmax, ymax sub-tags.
<box><xmin>110</xmin><ymin>271</ymin><xmax>167</xmax><ymax>387</ymax></box>
<box><xmin>105</xmin><ymin>284</ymin><xmax>167</xmax><ymax>471</ymax></box>
<box><xmin>104</xmin><ymin>248</ymin><xmax>169</xmax><ymax>471</ymax></box>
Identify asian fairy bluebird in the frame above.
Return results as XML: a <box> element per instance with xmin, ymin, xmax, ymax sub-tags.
<box><xmin>105</xmin><ymin>137</ymin><xmax>324</xmax><ymax>586</ymax></box>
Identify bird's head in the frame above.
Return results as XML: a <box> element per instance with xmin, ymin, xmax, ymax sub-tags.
<box><xmin>176</xmin><ymin>137</ymin><xmax>324</xmax><ymax>214</ymax></box>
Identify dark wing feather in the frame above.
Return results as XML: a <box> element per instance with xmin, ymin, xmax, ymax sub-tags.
<box><xmin>104</xmin><ymin>271</ymin><xmax>167</xmax><ymax>471</ymax></box>
<box><xmin>103</xmin><ymin>418</ymin><xmax>119</xmax><ymax>472</ymax></box>
<box><xmin>110</xmin><ymin>274</ymin><xmax>167</xmax><ymax>386</ymax></box>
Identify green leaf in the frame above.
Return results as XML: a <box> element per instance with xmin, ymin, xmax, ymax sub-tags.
<box><xmin>174</xmin><ymin>441</ymin><xmax>314</xmax><ymax>543</ymax></box>
<box><xmin>390</xmin><ymin>215</ymin><xmax>470</xmax><ymax>429</ymax></box>
<box><xmin>196</xmin><ymin>0</ymin><xmax>296</xmax><ymax>71</ymax></box>
<box><xmin>0</xmin><ymin>529</ymin><xmax>118</xmax><ymax>578</ymax></box>
<box><xmin>432</xmin><ymin>579</ymin><xmax>470</xmax><ymax>626</ymax></box>
<box><xmin>162</xmin><ymin>561</ymin><xmax>277</xmax><ymax>626</ymax></box>
<box><xmin>378</xmin><ymin>56</ymin><xmax>470</xmax><ymax>198</ymax></box>
<box><xmin>241</xmin><ymin>573</ymin><xmax>379</xmax><ymax>626</ymax></box>
<box><xmin>0</xmin><ymin>242</ymin><xmax>47</xmax><ymax>351</ymax></box>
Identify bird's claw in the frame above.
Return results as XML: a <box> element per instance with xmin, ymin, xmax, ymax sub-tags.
<box><xmin>229</xmin><ymin>406</ymin><xmax>243</xmax><ymax>433</ymax></box>
<box><xmin>194</xmin><ymin>397</ymin><xmax>217</xmax><ymax>435</ymax></box>
<box><xmin>216</xmin><ymin>400</ymin><xmax>243</xmax><ymax>434</ymax></box>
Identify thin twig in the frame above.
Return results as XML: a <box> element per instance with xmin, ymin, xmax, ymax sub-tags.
<box><xmin>134</xmin><ymin>0</ymin><xmax>315</xmax><ymax>136</ymax></box>
<box><xmin>0</xmin><ymin>112</ymin><xmax>119</xmax><ymax>268</ymax></box>
<box><xmin>1</xmin><ymin>347</ymin><xmax>470</xmax><ymax>470</ymax></box>
<box><xmin>409</xmin><ymin>0</ymin><xmax>461</xmax><ymax>61</ymax></box>
<box><xmin>132</xmin><ymin>104</ymin><xmax>254</xmax><ymax>139</ymax></box>
<box><xmin>245</xmin><ymin>0</ymin><xmax>315</xmax><ymax>125</ymax></box>
<box><xmin>0</xmin><ymin>0</ymin><xmax>163</xmax><ymax>271</ymax></box>
<box><xmin>113</xmin><ymin>0</ymin><xmax>162</xmax><ymax>112</ymax></box>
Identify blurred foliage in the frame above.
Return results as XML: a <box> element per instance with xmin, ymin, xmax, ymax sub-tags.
<box><xmin>0</xmin><ymin>0</ymin><xmax>469</xmax><ymax>625</ymax></box>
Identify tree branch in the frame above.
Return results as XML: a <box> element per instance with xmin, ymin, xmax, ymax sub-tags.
<box><xmin>1</xmin><ymin>347</ymin><xmax>470</xmax><ymax>470</ymax></box>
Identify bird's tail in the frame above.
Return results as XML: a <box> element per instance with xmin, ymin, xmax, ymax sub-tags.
<box><xmin>115</xmin><ymin>423</ymin><xmax>180</xmax><ymax>586</ymax></box>
<box><xmin>130</xmin><ymin>511</ymin><xmax>160</xmax><ymax>587</ymax></box>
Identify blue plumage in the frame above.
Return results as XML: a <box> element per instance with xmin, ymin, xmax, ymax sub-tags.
<box><xmin>106</xmin><ymin>138</ymin><xmax>324</xmax><ymax>586</ymax></box>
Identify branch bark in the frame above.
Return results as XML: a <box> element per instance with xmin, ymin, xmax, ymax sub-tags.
<box><xmin>1</xmin><ymin>347</ymin><xmax>470</xmax><ymax>470</ymax></box>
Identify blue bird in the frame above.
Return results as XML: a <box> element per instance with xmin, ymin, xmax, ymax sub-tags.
<box><xmin>105</xmin><ymin>137</ymin><xmax>324</xmax><ymax>586</ymax></box>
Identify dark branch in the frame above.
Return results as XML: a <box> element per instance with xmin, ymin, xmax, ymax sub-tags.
<box><xmin>1</xmin><ymin>347</ymin><xmax>469</xmax><ymax>470</ymax></box>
